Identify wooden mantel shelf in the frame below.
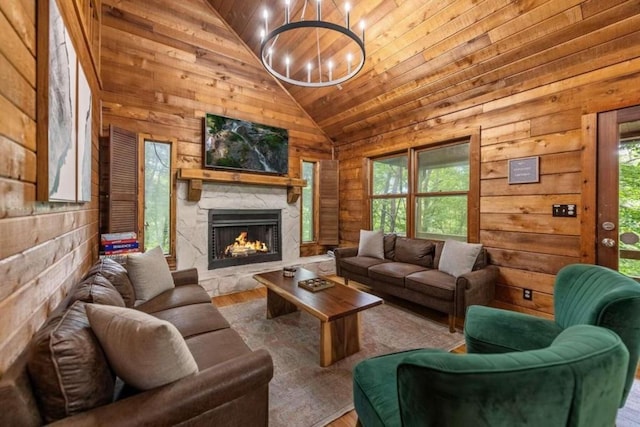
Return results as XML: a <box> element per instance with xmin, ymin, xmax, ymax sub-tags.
<box><xmin>177</xmin><ymin>168</ymin><xmax>307</xmax><ymax>203</ymax></box>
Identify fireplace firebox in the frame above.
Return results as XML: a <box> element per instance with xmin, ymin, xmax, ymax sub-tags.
<box><xmin>208</xmin><ymin>209</ymin><xmax>282</xmax><ymax>269</ymax></box>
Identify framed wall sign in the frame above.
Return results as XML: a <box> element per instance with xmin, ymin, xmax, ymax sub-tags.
<box><xmin>508</xmin><ymin>156</ymin><xmax>540</xmax><ymax>184</ymax></box>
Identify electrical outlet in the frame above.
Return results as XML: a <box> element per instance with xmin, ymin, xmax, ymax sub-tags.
<box><xmin>523</xmin><ymin>289</ymin><xmax>533</xmax><ymax>300</ymax></box>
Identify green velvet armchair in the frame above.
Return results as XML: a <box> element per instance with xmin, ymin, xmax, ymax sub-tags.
<box><xmin>353</xmin><ymin>325</ymin><xmax>628</xmax><ymax>427</ymax></box>
<box><xmin>465</xmin><ymin>263</ymin><xmax>640</xmax><ymax>406</ymax></box>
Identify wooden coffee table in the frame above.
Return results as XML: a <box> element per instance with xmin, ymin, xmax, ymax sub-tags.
<box><xmin>253</xmin><ymin>267</ymin><xmax>383</xmax><ymax>367</ymax></box>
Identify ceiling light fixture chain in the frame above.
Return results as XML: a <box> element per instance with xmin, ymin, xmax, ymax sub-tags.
<box><xmin>260</xmin><ymin>0</ymin><xmax>366</xmax><ymax>88</ymax></box>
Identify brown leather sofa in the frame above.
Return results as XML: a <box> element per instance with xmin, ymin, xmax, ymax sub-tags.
<box><xmin>0</xmin><ymin>258</ymin><xmax>273</xmax><ymax>426</ymax></box>
<box><xmin>334</xmin><ymin>235</ymin><xmax>498</xmax><ymax>332</ymax></box>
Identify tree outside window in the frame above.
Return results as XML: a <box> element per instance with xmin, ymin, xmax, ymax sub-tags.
<box><xmin>369</xmin><ymin>140</ymin><xmax>471</xmax><ymax>240</ymax></box>
<box><xmin>619</xmin><ymin>139</ymin><xmax>640</xmax><ymax>277</ymax></box>
<box><xmin>415</xmin><ymin>143</ymin><xmax>469</xmax><ymax>241</ymax></box>
<box><xmin>371</xmin><ymin>155</ymin><xmax>408</xmax><ymax>235</ymax></box>
<box><xmin>302</xmin><ymin>161</ymin><xmax>315</xmax><ymax>243</ymax></box>
<box><xmin>144</xmin><ymin>140</ymin><xmax>171</xmax><ymax>254</ymax></box>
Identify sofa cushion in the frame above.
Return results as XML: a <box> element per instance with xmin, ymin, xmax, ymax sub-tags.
<box><xmin>127</xmin><ymin>246</ymin><xmax>175</xmax><ymax>304</ymax></box>
<box><xmin>185</xmin><ymin>328</ymin><xmax>252</xmax><ymax>370</ymax></box>
<box><xmin>369</xmin><ymin>262</ymin><xmax>428</xmax><ymax>287</ymax></box>
<box><xmin>86</xmin><ymin>304</ymin><xmax>199</xmax><ymax>390</ymax></box>
<box><xmin>68</xmin><ymin>273</ymin><xmax>126</xmax><ymax>307</ymax></box>
<box><xmin>151</xmin><ymin>303</ymin><xmax>230</xmax><ymax>338</ymax></box>
<box><xmin>27</xmin><ymin>301</ymin><xmax>115</xmax><ymax>423</ymax></box>
<box><xmin>393</xmin><ymin>238</ymin><xmax>434</xmax><ymax>267</ymax></box>
<box><xmin>135</xmin><ymin>284</ymin><xmax>212</xmax><ymax>314</ymax></box>
<box><xmin>358</xmin><ymin>229</ymin><xmax>384</xmax><ymax>259</ymax></box>
<box><xmin>85</xmin><ymin>258</ymin><xmax>136</xmax><ymax>307</ymax></box>
<box><xmin>405</xmin><ymin>270</ymin><xmax>456</xmax><ymax>300</ymax></box>
<box><xmin>439</xmin><ymin>240</ymin><xmax>482</xmax><ymax>278</ymax></box>
<box><xmin>340</xmin><ymin>256</ymin><xmax>390</xmax><ymax>277</ymax></box>
<box><xmin>383</xmin><ymin>234</ymin><xmax>397</xmax><ymax>259</ymax></box>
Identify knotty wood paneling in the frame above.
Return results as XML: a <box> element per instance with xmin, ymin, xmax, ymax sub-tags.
<box><xmin>0</xmin><ymin>0</ymin><xmax>100</xmax><ymax>376</ymax></box>
<box><xmin>100</xmin><ymin>0</ymin><xmax>333</xmax><ymax>177</ymax></box>
<box><xmin>289</xmin><ymin>0</ymin><xmax>640</xmax><ymax>318</ymax></box>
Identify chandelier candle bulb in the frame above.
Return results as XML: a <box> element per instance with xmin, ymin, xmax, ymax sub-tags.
<box><xmin>307</xmin><ymin>63</ymin><xmax>312</xmax><ymax>83</ymax></box>
<box><xmin>345</xmin><ymin>3</ymin><xmax>350</xmax><ymax>28</ymax></box>
<box><xmin>328</xmin><ymin>60</ymin><xmax>333</xmax><ymax>81</ymax></box>
<box><xmin>285</xmin><ymin>0</ymin><xmax>290</xmax><ymax>24</ymax></box>
<box><xmin>285</xmin><ymin>56</ymin><xmax>290</xmax><ymax>78</ymax></box>
<box><xmin>263</xmin><ymin>9</ymin><xmax>268</xmax><ymax>34</ymax></box>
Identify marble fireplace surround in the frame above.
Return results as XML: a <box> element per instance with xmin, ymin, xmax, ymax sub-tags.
<box><xmin>176</xmin><ymin>181</ymin><xmax>334</xmax><ymax>297</ymax></box>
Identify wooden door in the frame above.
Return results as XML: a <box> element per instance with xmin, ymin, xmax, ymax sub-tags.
<box><xmin>597</xmin><ymin>106</ymin><xmax>640</xmax><ymax>279</ymax></box>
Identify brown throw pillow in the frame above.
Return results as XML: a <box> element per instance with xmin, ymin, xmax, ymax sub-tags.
<box><xmin>383</xmin><ymin>234</ymin><xmax>397</xmax><ymax>259</ymax></box>
<box><xmin>86</xmin><ymin>305</ymin><xmax>199</xmax><ymax>390</ymax></box>
<box><xmin>69</xmin><ymin>273</ymin><xmax>126</xmax><ymax>307</ymax></box>
<box><xmin>394</xmin><ymin>238</ymin><xmax>434</xmax><ymax>267</ymax></box>
<box><xmin>27</xmin><ymin>301</ymin><xmax>115</xmax><ymax>423</ymax></box>
<box><xmin>85</xmin><ymin>258</ymin><xmax>136</xmax><ymax>307</ymax></box>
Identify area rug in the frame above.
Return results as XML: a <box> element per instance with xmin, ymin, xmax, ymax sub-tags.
<box><xmin>219</xmin><ymin>298</ymin><xmax>464</xmax><ymax>427</ymax></box>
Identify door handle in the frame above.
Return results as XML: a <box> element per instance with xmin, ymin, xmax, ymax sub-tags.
<box><xmin>601</xmin><ymin>238</ymin><xmax>616</xmax><ymax>248</ymax></box>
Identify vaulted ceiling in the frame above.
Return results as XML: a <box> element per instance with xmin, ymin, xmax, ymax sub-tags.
<box><xmin>207</xmin><ymin>0</ymin><xmax>638</xmax><ymax>145</ymax></box>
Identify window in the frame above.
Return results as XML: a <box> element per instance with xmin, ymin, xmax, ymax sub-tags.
<box><xmin>371</xmin><ymin>155</ymin><xmax>408</xmax><ymax>235</ymax></box>
<box><xmin>369</xmin><ymin>139</ymin><xmax>473</xmax><ymax>241</ymax></box>
<box><xmin>302</xmin><ymin>161</ymin><xmax>316</xmax><ymax>243</ymax></box>
<box><xmin>415</xmin><ymin>143</ymin><xmax>469</xmax><ymax>241</ymax></box>
<box><xmin>138</xmin><ymin>134</ymin><xmax>176</xmax><ymax>264</ymax></box>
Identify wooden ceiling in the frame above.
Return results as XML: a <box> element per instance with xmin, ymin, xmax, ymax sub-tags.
<box><xmin>206</xmin><ymin>0</ymin><xmax>639</xmax><ymax>145</ymax></box>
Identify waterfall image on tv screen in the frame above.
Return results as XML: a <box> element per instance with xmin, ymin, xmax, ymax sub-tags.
<box><xmin>203</xmin><ymin>113</ymin><xmax>288</xmax><ymax>174</ymax></box>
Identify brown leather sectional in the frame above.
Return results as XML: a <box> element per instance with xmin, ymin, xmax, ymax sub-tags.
<box><xmin>334</xmin><ymin>235</ymin><xmax>498</xmax><ymax>332</ymax></box>
<box><xmin>0</xmin><ymin>259</ymin><xmax>273</xmax><ymax>426</ymax></box>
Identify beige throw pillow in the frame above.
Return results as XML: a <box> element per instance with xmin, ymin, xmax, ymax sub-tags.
<box><xmin>126</xmin><ymin>246</ymin><xmax>174</xmax><ymax>304</ymax></box>
<box><xmin>86</xmin><ymin>304</ymin><xmax>198</xmax><ymax>390</ymax></box>
<box><xmin>358</xmin><ymin>230</ymin><xmax>385</xmax><ymax>259</ymax></box>
<box><xmin>438</xmin><ymin>240</ymin><xmax>483</xmax><ymax>278</ymax></box>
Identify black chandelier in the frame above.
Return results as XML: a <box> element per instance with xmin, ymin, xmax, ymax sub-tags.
<box><xmin>260</xmin><ymin>0</ymin><xmax>366</xmax><ymax>88</ymax></box>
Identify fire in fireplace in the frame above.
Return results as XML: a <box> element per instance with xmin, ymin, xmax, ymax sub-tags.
<box><xmin>209</xmin><ymin>209</ymin><xmax>282</xmax><ymax>269</ymax></box>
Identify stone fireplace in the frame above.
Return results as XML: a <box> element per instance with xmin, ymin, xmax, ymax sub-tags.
<box><xmin>208</xmin><ymin>209</ymin><xmax>282</xmax><ymax>269</ymax></box>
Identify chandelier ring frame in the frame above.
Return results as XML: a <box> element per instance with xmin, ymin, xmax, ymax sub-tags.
<box><xmin>260</xmin><ymin>20</ymin><xmax>365</xmax><ymax>88</ymax></box>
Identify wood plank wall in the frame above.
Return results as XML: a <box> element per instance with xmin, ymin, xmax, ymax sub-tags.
<box><xmin>99</xmin><ymin>0</ymin><xmax>333</xmax><ymax>180</ymax></box>
<box><xmin>0</xmin><ymin>0</ymin><xmax>101</xmax><ymax>375</ymax></box>
<box><xmin>335</xmin><ymin>28</ymin><xmax>640</xmax><ymax>318</ymax></box>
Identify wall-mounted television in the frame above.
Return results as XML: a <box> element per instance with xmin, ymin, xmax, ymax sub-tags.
<box><xmin>203</xmin><ymin>113</ymin><xmax>288</xmax><ymax>175</ymax></box>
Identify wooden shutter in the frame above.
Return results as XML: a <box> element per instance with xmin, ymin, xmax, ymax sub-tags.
<box><xmin>318</xmin><ymin>159</ymin><xmax>339</xmax><ymax>245</ymax></box>
<box><xmin>100</xmin><ymin>126</ymin><xmax>138</xmax><ymax>233</ymax></box>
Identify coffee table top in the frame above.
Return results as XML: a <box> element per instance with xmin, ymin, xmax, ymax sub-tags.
<box><xmin>253</xmin><ymin>267</ymin><xmax>383</xmax><ymax>322</ymax></box>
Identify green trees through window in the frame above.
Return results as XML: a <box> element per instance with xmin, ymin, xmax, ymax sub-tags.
<box><xmin>619</xmin><ymin>139</ymin><xmax>640</xmax><ymax>277</ymax></box>
<box><xmin>144</xmin><ymin>140</ymin><xmax>171</xmax><ymax>254</ymax></box>
<box><xmin>370</xmin><ymin>140</ymin><xmax>470</xmax><ymax>240</ymax></box>
<box><xmin>302</xmin><ymin>161</ymin><xmax>315</xmax><ymax>243</ymax></box>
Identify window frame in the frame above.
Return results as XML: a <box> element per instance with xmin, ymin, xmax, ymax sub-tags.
<box><xmin>368</xmin><ymin>134</ymin><xmax>479</xmax><ymax>242</ymax></box>
<box><xmin>137</xmin><ymin>133</ymin><xmax>178</xmax><ymax>268</ymax></box>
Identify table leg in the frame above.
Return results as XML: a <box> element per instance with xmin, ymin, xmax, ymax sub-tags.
<box><xmin>266</xmin><ymin>288</ymin><xmax>298</xmax><ymax>319</ymax></box>
<box><xmin>320</xmin><ymin>312</ymin><xmax>361</xmax><ymax>367</ymax></box>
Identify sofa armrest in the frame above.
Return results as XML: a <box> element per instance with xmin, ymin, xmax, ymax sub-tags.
<box><xmin>454</xmin><ymin>265</ymin><xmax>498</xmax><ymax>318</ymax></box>
<box><xmin>50</xmin><ymin>349</ymin><xmax>273</xmax><ymax>427</ymax></box>
<box><xmin>333</xmin><ymin>247</ymin><xmax>358</xmax><ymax>276</ymax></box>
<box><xmin>171</xmin><ymin>268</ymin><xmax>199</xmax><ymax>287</ymax></box>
